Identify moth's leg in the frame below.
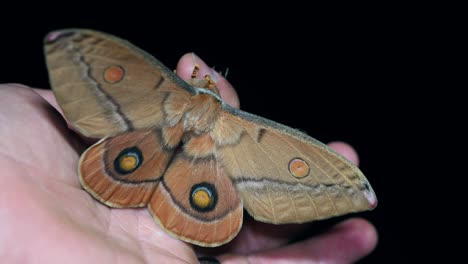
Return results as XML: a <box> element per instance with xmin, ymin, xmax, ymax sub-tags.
<box><xmin>191</xmin><ymin>63</ymin><xmax>200</xmax><ymax>79</ymax></box>
<box><xmin>189</xmin><ymin>59</ymin><xmax>219</xmax><ymax>95</ymax></box>
<box><xmin>204</xmin><ymin>74</ymin><xmax>215</xmax><ymax>85</ymax></box>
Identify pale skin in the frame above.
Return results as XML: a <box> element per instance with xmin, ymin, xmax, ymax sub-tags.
<box><xmin>0</xmin><ymin>53</ymin><xmax>377</xmax><ymax>263</ymax></box>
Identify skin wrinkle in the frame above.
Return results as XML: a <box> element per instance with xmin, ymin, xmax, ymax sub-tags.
<box><xmin>114</xmin><ymin>211</ymin><xmax>149</xmax><ymax>264</ymax></box>
<box><xmin>57</xmin><ymin>182</ymin><xmax>138</xmax><ymax>263</ymax></box>
<box><xmin>0</xmin><ymin>152</ymin><xmax>45</xmax><ymax>179</ymax></box>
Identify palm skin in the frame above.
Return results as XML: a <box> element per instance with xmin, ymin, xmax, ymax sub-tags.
<box><xmin>0</xmin><ymin>54</ymin><xmax>377</xmax><ymax>263</ymax></box>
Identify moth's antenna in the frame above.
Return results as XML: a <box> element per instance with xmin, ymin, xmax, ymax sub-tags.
<box><xmin>214</xmin><ymin>67</ymin><xmax>229</xmax><ymax>79</ymax></box>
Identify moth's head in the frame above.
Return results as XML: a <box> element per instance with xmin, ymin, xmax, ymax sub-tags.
<box><xmin>187</xmin><ymin>75</ymin><xmax>220</xmax><ymax>96</ymax></box>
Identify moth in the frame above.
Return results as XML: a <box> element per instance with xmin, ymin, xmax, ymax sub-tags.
<box><xmin>44</xmin><ymin>29</ymin><xmax>377</xmax><ymax>247</ymax></box>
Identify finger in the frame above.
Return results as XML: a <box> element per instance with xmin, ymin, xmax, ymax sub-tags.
<box><xmin>219</xmin><ymin>218</ymin><xmax>377</xmax><ymax>264</ymax></box>
<box><xmin>9</xmin><ymin>84</ymin><xmax>65</xmax><ymax>123</ymax></box>
<box><xmin>328</xmin><ymin>141</ymin><xmax>360</xmax><ymax>166</ymax></box>
<box><xmin>7</xmin><ymin>84</ymin><xmax>86</xmax><ymax>146</ymax></box>
<box><xmin>196</xmin><ymin>215</ymin><xmax>306</xmax><ymax>255</ymax></box>
<box><xmin>4</xmin><ymin>84</ymin><xmax>56</xmax><ymax>106</ymax></box>
<box><xmin>176</xmin><ymin>53</ymin><xmax>240</xmax><ymax>108</ymax></box>
<box><xmin>5</xmin><ymin>84</ymin><xmax>62</xmax><ymax>115</ymax></box>
<box><xmin>30</xmin><ymin>86</ymin><xmax>96</xmax><ymax>146</ymax></box>
<box><xmin>31</xmin><ymin>87</ymin><xmax>62</xmax><ymax>113</ymax></box>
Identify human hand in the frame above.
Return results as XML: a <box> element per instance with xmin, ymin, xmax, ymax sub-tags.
<box><xmin>0</xmin><ymin>54</ymin><xmax>377</xmax><ymax>263</ymax></box>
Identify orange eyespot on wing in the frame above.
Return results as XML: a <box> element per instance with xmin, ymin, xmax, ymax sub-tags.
<box><xmin>44</xmin><ymin>29</ymin><xmax>196</xmax><ymax>138</ymax></box>
<box><xmin>214</xmin><ymin>108</ymin><xmax>377</xmax><ymax>224</ymax></box>
<box><xmin>103</xmin><ymin>65</ymin><xmax>125</xmax><ymax>84</ymax></box>
<box><xmin>114</xmin><ymin>147</ymin><xmax>142</xmax><ymax>173</ymax></box>
<box><xmin>148</xmin><ymin>154</ymin><xmax>243</xmax><ymax>247</ymax></box>
<box><xmin>79</xmin><ymin>129</ymin><xmax>179</xmax><ymax>208</ymax></box>
<box><xmin>289</xmin><ymin>158</ymin><xmax>310</xmax><ymax>178</ymax></box>
<box><xmin>190</xmin><ymin>183</ymin><xmax>218</xmax><ymax>212</ymax></box>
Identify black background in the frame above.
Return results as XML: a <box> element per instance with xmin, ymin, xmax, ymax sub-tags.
<box><xmin>1</xmin><ymin>4</ymin><xmax>438</xmax><ymax>263</ymax></box>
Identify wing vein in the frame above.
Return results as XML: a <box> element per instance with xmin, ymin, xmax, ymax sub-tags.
<box><xmin>271</xmin><ymin>129</ymin><xmax>339</xmax><ymax>215</ymax></box>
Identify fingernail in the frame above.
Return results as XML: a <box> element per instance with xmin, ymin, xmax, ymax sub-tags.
<box><xmin>210</xmin><ymin>68</ymin><xmax>221</xmax><ymax>82</ymax></box>
<box><xmin>190</xmin><ymin>52</ymin><xmax>199</xmax><ymax>64</ymax></box>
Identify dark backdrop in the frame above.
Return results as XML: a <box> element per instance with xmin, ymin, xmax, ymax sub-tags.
<box><xmin>1</xmin><ymin>5</ymin><xmax>429</xmax><ymax>263</ymax></box>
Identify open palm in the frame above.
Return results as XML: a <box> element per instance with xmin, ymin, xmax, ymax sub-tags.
<box><xmin>0</xmin><ymin>55</ymin><xmax>377</xmax><ymax>263</ymax></box>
